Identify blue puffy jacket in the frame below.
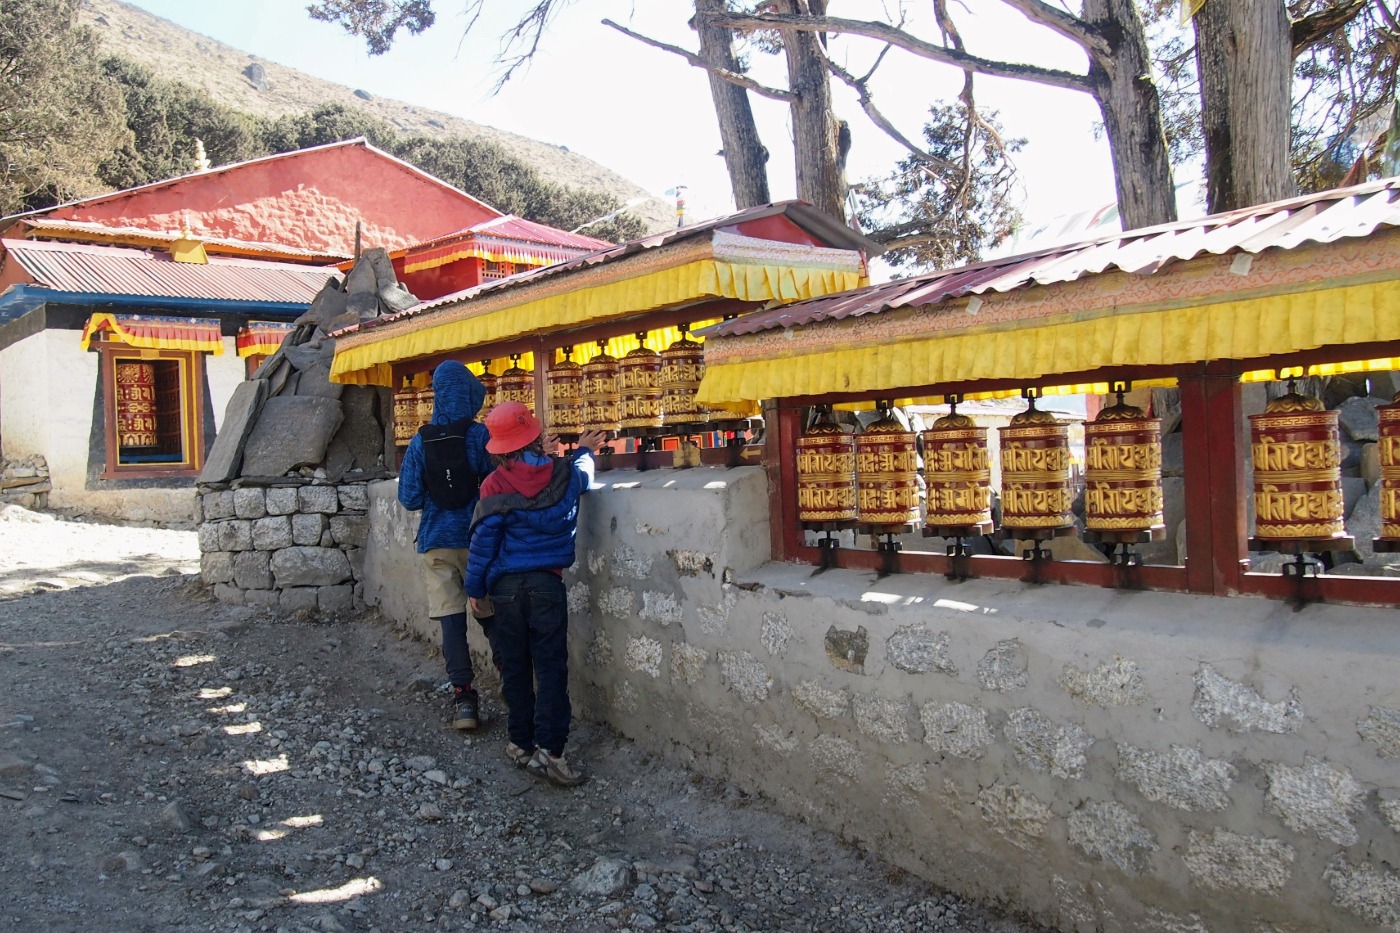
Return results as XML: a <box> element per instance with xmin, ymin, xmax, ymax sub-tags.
<box><xmin>464</xmin><ymin>449</ymin><xmax>596</xmax><ymax>598</ymax></box>
<box><xmin>396</xmin><ymin>361</ymin><xmax>494</xmax><ymax>552</ymax></box>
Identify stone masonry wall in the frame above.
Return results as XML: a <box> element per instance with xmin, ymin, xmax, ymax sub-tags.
<box><xmin>362</xmin><ymin>465</ymin><xmax>1400</xmax><ymax>933</ymax></box>
<box><xmin>197</xmin><ymin>481</ymin><xmax>369</xmax><ymax>615</ymax></box>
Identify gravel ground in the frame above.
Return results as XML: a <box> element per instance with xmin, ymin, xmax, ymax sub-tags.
<box><xmin>0</xmin><ymin>504</ymin><xmax>1049</xmax><ymax>933</ymax></box>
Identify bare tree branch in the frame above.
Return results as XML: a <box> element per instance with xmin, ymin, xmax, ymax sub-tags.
<box><xmin>821</xmin><ymin>48</ymin><xmax>960</xmax><ymax>172</ymax></box>
<box><xmin>601</xmin><ymin>18</ymin><xmax>797</xmax><ymax>102</ymax></box>
<box><xmin>996</xmin><ymin>0</ymin><xmax>1109</xmax><ymax>57</ymax></box>
<box><xmin>1291</xmin><ymin>0</ymin><xmax>1368</xmax><ymax>55</ymax></box>
<box><xmin>699</xmin><ymin>10</ymin><xmax>1094</xmax><ymax>94</ymax></box>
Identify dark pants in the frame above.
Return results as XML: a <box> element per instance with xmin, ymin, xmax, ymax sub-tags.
<box><xmin>490</xmin><ymin>571</ymin><xmax>570</xmax><ymax>756</ymax></box>
<box><xmin>438</xmin><ymin>614</ymin><xmax>497</xmax><ymax>689</ymax></box>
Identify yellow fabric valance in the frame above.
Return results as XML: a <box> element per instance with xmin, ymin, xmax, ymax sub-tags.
<box><xmin>332</xmin><ymin>259</ymin><xmax>865</xmax><ymax>386</ymax></box>
<box><xmin>696</xmin><ymin>278</ymin><xmax>1400</xmax><ymax>405</ymax></box>
<box><xmin>79</xmin><ymin>312</ymin><xmax>224</xmax><ymax>355</ymax></box>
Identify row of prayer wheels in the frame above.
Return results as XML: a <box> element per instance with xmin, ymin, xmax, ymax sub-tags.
<box><xmin>392</xmin><ymin>327</ymin><xmax>716</xmax><ymax>444</ymax></box>
<box><xmin>797</xmin><ymin>383</ymin><xmax>1400</xmax><ymax>554</ymax></box>
<box><xmin>115</xmin><ymin>361</ymin><xmax>160</xmax><ymax>448</ymax></box>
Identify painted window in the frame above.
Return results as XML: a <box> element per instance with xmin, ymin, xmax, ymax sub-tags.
<box><xmin>100</xmin><ymin>347</ymin><xmax>205</xmax><ymax>478</ymax></box>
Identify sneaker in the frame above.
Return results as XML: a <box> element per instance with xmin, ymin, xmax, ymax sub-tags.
<box><xmin>526</xmin><ymin>747</ymin><xmax>587</xmax><ymax>787</ymax></box>
<box><xmin>451</xmin><ymin>686</ymin><xmax>480</xmax><ymax>731</ymax></box>
<box><xmin>505</xmin><ymin>742</ymin><xmax>533</xmax><ymax>768</ymax></box>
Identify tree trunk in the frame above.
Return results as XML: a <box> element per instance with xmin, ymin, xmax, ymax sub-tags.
<box><xmin>694</xmin><ymin>0</ymin><xmax>771</xmax><ymax>209</ymax></box>
<box><xmin>1194</xmin><ymin>0</ymin><xmax>1293</xmax><ymax>213</ymax></box>
<box><xmin>774</xmin><ymin>0</ymin><xmax>847</xmax><ymax>223</ymax></box>
<box><xmin>1082</xmin><ymin>0</ymin><xmax>1177</xmax><ymax>229</ymax></box>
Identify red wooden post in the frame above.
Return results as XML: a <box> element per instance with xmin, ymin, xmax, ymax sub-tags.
<box><xmin>1179</xmin><ymin>369</ymin><xmax>1247</xmax><ymax>596</ymax></box>
<box><xmin>764</xmin><ymin>400</ymin><xmax>805</xmax><ymax>562</ymax></box>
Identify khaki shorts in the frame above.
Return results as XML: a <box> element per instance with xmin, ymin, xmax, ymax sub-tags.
<box><xmin>421</xmin><ymin>548</ymin><xmax>469</xmax><ymax>618</ymax></box>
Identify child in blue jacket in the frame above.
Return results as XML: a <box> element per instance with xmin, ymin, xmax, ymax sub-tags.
<box><xmin>397</xmin><ymin>361</ymin><xmax>494</xmax><ymax>730</ymax></box>
<box><xmin>466</xmin><ymin>401</ymin><xmax>603</xmax><ymax>787</ymax></box>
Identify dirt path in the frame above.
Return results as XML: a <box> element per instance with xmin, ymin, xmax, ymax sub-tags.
<box><xmin>0</xmin><ymin>504</ymin><xmax>1046</xmax><ymax>933</ymax></box>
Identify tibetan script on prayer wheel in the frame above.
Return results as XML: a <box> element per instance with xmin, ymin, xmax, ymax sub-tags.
<box><xmin>922</xmin><ymin>409</ymin><xmax>993</xmax><ymax>532</ymax></box>
<box><xmin>856</xmin><ymin>412</ymin><xmax>919</xmax><ymax>526</ymax></box>
<box><xmin>1083</xmin><ymin>400</ymin><xmax>1164</xmax><ymax>534</ymax></box>
<box><xmin>1248</xmin><ymin>390</ymin><xmax>1346</xmax><ymax>540</ymax></box>
<box><xmin>1375</xmin><ymin>396</ymin><xmax>1400</xmax><ymax>544</ymax></box>
<box><xmin>581</xmin><ymin>347</ymin><xmax>621</xmax><ymax>433</ymax></box>
<box><xmin>393</xmin><ymin>384</ymin><xmax>420</xmax><ymax>446</ymax></box>
<box><xmin>476</xmin><ymin>363</ymin><xmax>497</xmax><ymax>422</ymax></box>
<box><xmin>618</xmin><ymin>338</ymin><xmax>663</xmax><ymax>430</ymax></box>
<box><xmin>545</xmin><ymin>353</ymin><xmax>584</xmax><ymax>435</ymax></box>
<box><xmin>797</xmin><ymin>413</ymin><xmax>857</xmax><ymax>523</ymax></box>
<box><xmin>115</xmin><ymin>361</ymin><xmax>159</xmax><ymax>447</ymax></box>
<box><xmin>660</xmin><ymin>333</ymin><xmax>705</xmax><ymax>423</ymax></box>
<box><xmin>415</xmin><ymin>386</ymin><xmax>435</xmax><ymax>428</ymax></box>
<box><xmin>999</xmin><ymin>401</ymin><xmax>1075</xmax><ymax>533</ymax></box>
<box><xmin>497</xmin><ymin>358</ymin><xmax>535</xmax><ymax>412</ymax></box>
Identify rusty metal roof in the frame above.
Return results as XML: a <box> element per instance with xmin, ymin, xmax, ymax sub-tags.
<box><xmin>16</xmin><ymin>218</ymin><xmax>351</xmax><ymax>262</ymax></box>
<box><xmin>2</xmin><ymin>238</ymin><xmax>335</xmax><ymax>304</ymax></box>
<box><xmin>464</xmin><ymin>216</ymin><xmax>612</xmax><ymax>251</ymax></box>
<box><xmin>703</xmin><ymin>176</ymin><xmax>1400</xmax><ymax>338</ymax></box>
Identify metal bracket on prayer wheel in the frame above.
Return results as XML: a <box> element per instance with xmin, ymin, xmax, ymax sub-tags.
<box><xmin>802</xmin><ymin>521</ymin><xmax>853</xmax><ymax>574</ymax></box>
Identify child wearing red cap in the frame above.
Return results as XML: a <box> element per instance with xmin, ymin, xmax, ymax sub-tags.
<box><xmin>466</xmin><ymin>400</ymin><xmax>606</xmax><ymax>787</ymax></box>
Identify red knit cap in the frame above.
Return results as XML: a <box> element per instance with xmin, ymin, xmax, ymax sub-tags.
<box><xmin>484</xmin><ymin>401</ymin><xmax>543</xmax><ymax>454</ymax></box>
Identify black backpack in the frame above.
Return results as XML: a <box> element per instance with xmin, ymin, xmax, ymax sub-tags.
<box><xmin>417</xmin><ymin>416</ymin><xmax>481</xmax><ymax>510</ymax></box>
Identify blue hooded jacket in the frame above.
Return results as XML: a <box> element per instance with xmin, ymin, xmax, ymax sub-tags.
<box><xmin>464</xmin><ymin>448</ymin><xmax>595</xmax><ymax>598</ymax></box>
<box><xmin>396</xmin><ymin>361</ymin><xmax>494</xmax><ymax>552</ymax></box>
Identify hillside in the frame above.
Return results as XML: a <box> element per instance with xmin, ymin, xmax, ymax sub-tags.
<box><xmin>78</xmin><ymin>0</ymin><xmax>674</xmax><ymax>232</ymax></box>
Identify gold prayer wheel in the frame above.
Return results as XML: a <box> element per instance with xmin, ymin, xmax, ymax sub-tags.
<box><xmin>415</xmin><ymin>385</ymin><xmax>435</xmax><ymax>427</ymax></box>
<box><xmin>618</xmin><ymin>333</ymin><xmax>663</xmax><ymax>430</ymax></box>
<box><xmin>922</xmin><ymin>401</ymin><xmax>993</xmax><ymax>532</ymax></box>
<box><xmin>476</xmin><ymin>361</ymin><xmax>496</xmax><ymax>422</ymax></box>
<box><xmin>581</xmin><ymin>341</ymin><xmax>621</xmax><ymax>433</ymax></box>
<box><xmin>1083</xmin><ymin>396</ymin><xmax>1164</xmax><ymax>535</ymax></box>
<box><xmin>497</xmin><ymin>355</ymin><xmax>535</xmax><ymax>411</ymax></box>
<box><xmin>115</xmin><ymin>361</ymin><xmax>158</xmax><ymax>447</ymax></box>
<box><xmin>545</xmin><ymin>349</ymin><xmax>584</xmax><ymax>435</ymax></box>
<box><xmin>1378</xmin><ymin>395</ymin><xmax>1400</xmax><ymax>546</ymax></box>
<box><xmin>999</xmin><ymin>396</ymin><xmax>1075</xmax><ymax>534</ymax></box>
<box><xmin>661</xmin><ymin>327</ymin><xmax>705</xmax><ymax>423</ymax></box>
<box><xmin>796</xmin><ymin>407</ymin><xmax>857</xmax><ymax>523</ymax></box>
<box><xmin>1248</xmin><ymin>388</ymin><xmax>1346</xmax><ymax>541</ymax></box>
<box><xmin>392</xmin><ymin>381</ymin><xmax>420</xmax><ymax>445</ymax></box>
<box><xmin>856</xmin><ymin>406</ymin><xmax>920</xmax><ymax>526</ymax></box>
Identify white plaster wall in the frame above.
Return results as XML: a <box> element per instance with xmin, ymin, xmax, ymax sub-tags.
<box><xmin>360</xmin><ymin>463</ymin><xmax>1400</xmax><ymax>931</ymax></box>
<box><xmin>0</xmin><ymin>329</ymin><xmax>53</xmax><ymax>460</ymax></box>
<box><xmin>205</xmin><ymin>337</ymin><xmax>246</xmax><ymax>433</ymax></box>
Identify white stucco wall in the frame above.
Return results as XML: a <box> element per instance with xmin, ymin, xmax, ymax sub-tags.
<box><xmin>358</xmin><ymin>464</ymin><xmax>1400</xmax><ymax>932</ymax></box>
<box><xmin>0</xmin><ymin>329</ymin><xmax>56</xmax><ymax>461</ymax></box>
<box><xmin>205</xmin><ymin>337</ymin><xmax>246</xmax><ymax>433</ymax></box>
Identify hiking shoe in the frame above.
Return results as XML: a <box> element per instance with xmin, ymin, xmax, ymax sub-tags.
<box><xmin>451</xmin><ymin>687</ymin><xmax>480</xmax><ymax>731</ymax></box>
<box><xmin>526</xmin><ymin>747</ymin><xmax>587</xmax><ymax>787</ymax></box>
<box><xmin>505</xmin><ymin>742</ymin><xmax>533</xmax><ymax>768</ymax></box>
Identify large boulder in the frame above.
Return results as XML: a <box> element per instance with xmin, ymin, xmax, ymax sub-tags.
<box><xmin>240</xmin><ymin>396</ymin><xmax>344</xmax><ymax>477</ymax></box>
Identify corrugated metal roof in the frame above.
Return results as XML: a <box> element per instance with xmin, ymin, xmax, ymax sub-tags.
<box><xmin>344</xmin><ymin>200</ymin><xmax>884</xmax><ymax>337</ymax></box>
<box><xmin>2</xmin><ymin>238</ymin><xmax>334</xmax><ymax>304</ymax></box>
<box><xmin>466</xmin><ymin>215</ymin><xmax>612</xmax><ymax>251</ymax></box>
<box><xmin>18</xmin><ymin>218</ymin><xmax>351</xmax><ymax>262</ymax></box>
<box><xmin>704</xmin><ymin>177</ymin><xmax>1400</xmax><ymax>338</ymax></box>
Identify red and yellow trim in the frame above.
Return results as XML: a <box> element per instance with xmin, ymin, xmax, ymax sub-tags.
<box><xmin>80</xmin><ymin>313</ymin><xmax>224</xmax><ymax>355</ymax></box>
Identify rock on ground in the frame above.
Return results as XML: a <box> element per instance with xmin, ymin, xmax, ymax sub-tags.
<box><xmin>0</xmin><ymin>504</ymin><xmax>1048</xmax><ymax>932</ymax></box>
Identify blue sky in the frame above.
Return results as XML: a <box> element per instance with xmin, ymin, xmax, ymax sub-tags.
<box><xmin>121</xmin><ymin>0</ymin><xmax>1130</xmax><ymax>231</ymax></box>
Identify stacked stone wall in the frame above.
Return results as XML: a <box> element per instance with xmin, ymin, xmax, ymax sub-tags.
<box><xmin>197</xmin><ymin>480</ymin><xmax>369</xmax><ymax>614</ymax></box>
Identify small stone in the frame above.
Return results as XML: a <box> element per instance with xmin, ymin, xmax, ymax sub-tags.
<box><xmin>160</xmin><ymin>802</ymin><xmax>194</xmax><ymax>832</ymax></box>
<box><xmin>102</xmin><ymin>851</ymin><xmax>142</xmax><ymax>873</ymax></box>
<box><xmin>423</xmin><ymin>769</ymin><xmax>449</xmax><ymax>786</ymax></box>
<box><xmin>235</xmin><ymin>783</ymin><xmax>258</xmax><ymax>801</ymax></box>
<box><xmin>192</xmin><ymin>846</ymin><xmax>212</xmax><ymax>860</ymax></box>
<box><xmin>476</xmin><ymin>893</ymin><xmax>498</xmax><ymax>910</ymax></box>
<box><xmin>488</xmin><ymin>905</ymin><xmax>512</xmax><ymax>921</ymax></box>
<box><xmin>516</xmin><ymin>884</ymin><xmax>532</xmax><ymax>896</ymax></box>
<box><xmin>345</xmin><ymin>853</ymin><xmax>365</xmax><ymax>869</ymax></box>
<box><xmin>404</xmin><ymin>755</ymin><xmax>435</xmax><ymax>772</ymax></box>
<box><xmin>417</xmin><ymin>803</ymin><xmax>444</xmax><ymax>821</ymax></box>
<box><xmin>529</xmin><ymin>878</ymin><xmax>557</xmax><ymax>894</ymax></box>
<box><xmin>448</xmin><ymin>889</ymin><xmax>472</xmax><ymax>909</ymax></box>
<box><xmin>435</xmin><ymin>858</ymin><xmax>453</xmax><ymax>871</ymax></box>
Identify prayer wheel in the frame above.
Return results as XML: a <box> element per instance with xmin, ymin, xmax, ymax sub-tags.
<box><xmin>1083</xmin><ymin>396</ymin><xmax>1164</xmax><ymax>535</ymax></box>
<box><xmin>661</xmin><ymin>327</ymin><xmax>705</xmax><ymax>423</ymax></box>
<box><xmin>393</xmin><ymin>381</ymin><xmax>420</xmax><ymax>445</ymax></box>
<box><xmin>545</xmin><ymin>348</ymin><xmax>584</xmax><ymax>436</ymax></box>
<box><xmin>921</xmin><ymin>402</ymin><xmax>993</xmax><ymax>532</ymax></box>
<box><xmin>618</xmin><ymin>333</ymin><xmax>663</xmax><ymax>430</ymax></box>
<box><xmin>581</xmin><ymin>341</ymin><xmax>621</xmax><ymax>433</ymax></box>
<box><xmin>415</xmin><ymin>385</ymin><xmax>435</xmax><ymax>427</ymax></box>
<box><xmin>999</xmin><ymin>396</ymin><xmax>1075</xmax><ymax>534</ymax></box>
<box><xmin>497</xmin><ymin>356</ymin><xmax>535</xmax><ymax>411</ymax></box>
<box><xmin>1378</xmin><ymin>395</ymin><xmax>1400</xmax><ymax>547</ymax></box>
<box><xmin>476</xmin><ymin>361</ymin><xmax>496</xmax><ymax>422</ymax></box>
<box><xmin>1248</xmin><ymin>388</ymin><xmax>1346</xmax><ymax>541</ymax></box>
<box><xmin>796</xmin><ymin>407</ymin><xmax>858</xmax><ymax>523</ymax></box>
<box><xmin>856</xmin><ymin>406</ymin><xmax>920</xmax><ymax>526</ymax></box>
<box><xmin>115</xmin><ymin>361</ymin><xmax>158</xmax><ymax>447</ymax></box>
